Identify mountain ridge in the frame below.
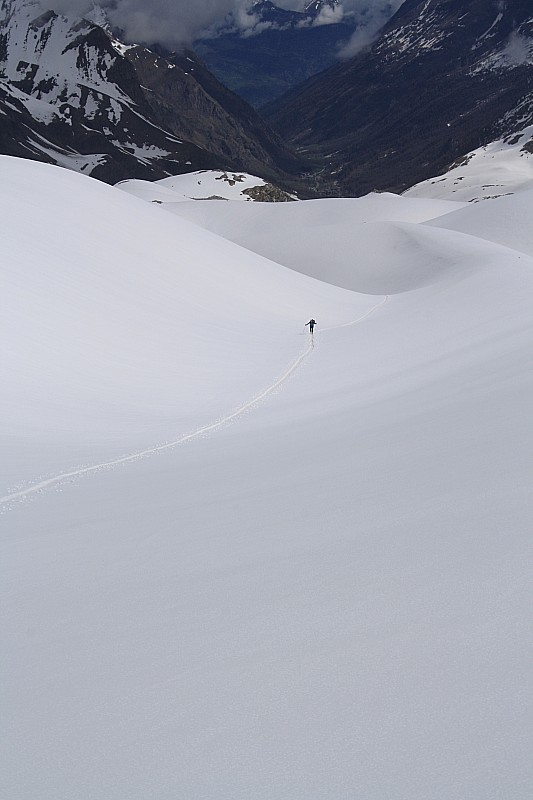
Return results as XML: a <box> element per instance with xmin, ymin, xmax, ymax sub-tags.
<box><xmin>265</xmin><ymin>0</ymin><xmax>533</xmax><ymax>195</ymax></box>
<box><xmin>0</xmin><ymin>0</ymin><xmax>305</xmax><ymax>184</ymax></box>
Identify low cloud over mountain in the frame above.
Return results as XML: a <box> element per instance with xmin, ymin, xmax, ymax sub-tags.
<box><xmin>41</xmin><ymin>0</ymin><xmax>400</xmax><ymax>48</ymax></box>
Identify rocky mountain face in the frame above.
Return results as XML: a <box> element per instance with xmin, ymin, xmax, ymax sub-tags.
<box><xmin>194</xmin><ymin>0</ymin><xmax>355</xmax><ymax>108</ymax></box>
<box><xmin>128</xmin><ymin>45</ymin><xmax>304</xmax><ymax>180</ymax></box>
<box><xmin>0</xmin><ymin>0</ymin><xmax>305</xmax><ymax>184</ymax></box>
<box><xmin>265</xmin><ymin>0</ymin><xmax>533</xmax><ymax>195</ymax></box>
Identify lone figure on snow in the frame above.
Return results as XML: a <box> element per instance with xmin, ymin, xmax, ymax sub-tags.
<box><xmin>305</xmin><ymin>318</ymin><xmax>316</xmax><ymax>334</ymax></box>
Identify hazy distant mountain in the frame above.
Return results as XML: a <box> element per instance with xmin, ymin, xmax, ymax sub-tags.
<box><xmin>194</xmin><ymin>0</ymin><xmax>355</xmax><ymax>108</ymax></box>
<box><xmin>265</xmin><ymin>0</ymin><xmax>533</xmax><ymax>195</ymax></box>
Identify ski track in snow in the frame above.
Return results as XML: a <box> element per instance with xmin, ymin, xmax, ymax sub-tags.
<box><xmin>0</xmin><ymin>296</ymin><xmax>389</xmax><ymax>508</ymax></box>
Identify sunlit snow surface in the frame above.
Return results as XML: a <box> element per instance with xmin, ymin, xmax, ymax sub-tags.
<box><xmin>118</xmin><ymin>169</ymin><xmax>270</xmax><ymax>202</ymax></box>
<box><xmin>2</xmin><ymin>157</ymin><xmax>532</xmax><ymax>799</ymax></box>
<box><xmin>404</xmin><ymin>125</ymin><xmax>533</xmax><ymax>202</ymax></box>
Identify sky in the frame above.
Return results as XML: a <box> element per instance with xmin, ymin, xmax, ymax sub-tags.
<box><xmin>42</xmin><ymin>0</ymin><xmax>403</xmax><ymax>48</ymax></box>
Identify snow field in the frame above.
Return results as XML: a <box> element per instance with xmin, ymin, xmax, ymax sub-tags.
<box><xmin>1</xmin><ymin>157</ymin><xmax>532</xmax><ymax>799</ymax></box>
<box><xmin>427</xmin><ymin>186</ymin><xmax>533</xmax><ymax>257</ymax></box>
<box><xmin>0</xmin><ymin>156</ymin><xmax>363</xmax><ymax>487</ymax></box>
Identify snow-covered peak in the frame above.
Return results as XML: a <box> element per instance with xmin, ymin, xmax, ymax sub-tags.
<box><xmin>0</xmin><ymin>2</ymin><xmax>223</xmax><ymax>181</ymax></box>
<box><xmin>0</xmin><ymin>0</ymin><xmax>130</xmax><ymax>105</ymax></box>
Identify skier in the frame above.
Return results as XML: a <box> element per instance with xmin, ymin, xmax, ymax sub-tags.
<box><xmin>305</xmin><ymin>318</ymin><xmax>316</xmax><ymax>334</ymax></box>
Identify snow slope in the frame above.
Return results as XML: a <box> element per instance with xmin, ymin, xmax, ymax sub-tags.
<box><xmin>2</xmin><ymin>157</ymin><xmax>532</xmax><ymax>799</ymax></box>
<box><xmin>404</xmin><ymin>125</ymin><xmax>533</xmax><ymax>202</ymax></box>
<box><xmin>122</xmin><ymin>189</ymin><xmax>466</xmax><ymax>293</ymax></box>
<box><xmin>427</xmin><ymin>187</ymin><xmax>533</xmax><ymax>257</ymax></box>
<box><xmin>0</xmin><ymin>156</ymin><xmax>358</xmax><ymax>488</ymax></box>
<box><xmin>118</xmin><ymin>170</ymin><xmax>273</xmax><ymax>203</ymax></box>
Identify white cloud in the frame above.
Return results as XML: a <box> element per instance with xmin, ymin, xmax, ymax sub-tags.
<box><xmin>338</xmin><ymin>1</ymin><xmax>403</xmax><ymax>59</ymax></box>
<box><xmin>38</xmin><ymin>0</ymin><xmax>402</xmax><ymax>48</ymax></box>
<box><xmin>502</xmin><ymin>31</ymin><xmax>533</xmax><ymax>66</ymax></box>
<box><xmin>313</xmin><ymin>5</ymin><xmax>346</xmax><ymax>28</ymax></box>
